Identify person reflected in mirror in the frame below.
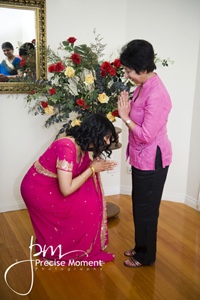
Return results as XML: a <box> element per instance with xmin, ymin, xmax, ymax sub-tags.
<box><xmin>118</xmin><ymin>39</ymin><xmax>172</xmax><ymax>268</ymax></box>
<box><xmin>0</xmin><ymin>42</ymin><xmax>21</xmax><ymax>81</ymax></box>
<box><xmin>19</xmin><ymin>42</ymin><xmax>36</xmax><ymax>79</ymax></box>
<box><xmin>20</xmin><ymin>113</ymin><xmax>118</xmax><ymax>266</ymax></box>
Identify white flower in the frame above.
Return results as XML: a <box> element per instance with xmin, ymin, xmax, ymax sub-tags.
<box><xmin>68</xmin><ymin>111</ymin><xmax>80</xmax><ymax>121</ymax></box>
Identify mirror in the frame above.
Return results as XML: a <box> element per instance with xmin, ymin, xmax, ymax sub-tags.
<box><xmin>0</xmin><ymin>0</ymin><xmax>46</xmax><ymax>93</ymax></box>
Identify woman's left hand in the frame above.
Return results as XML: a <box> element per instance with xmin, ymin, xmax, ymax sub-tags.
<box><xmin>91</xmin><ymin>158</ymin><xmax>118</xmax><ymax>173</ymax></box>
<box><xmin>0</xmin><ymin>74</ymin><xmax>8</xmax><ymax>82</ymax></box>
<box><xmin>117</xmin><ymin>90</ymin><xmax>130</xmax><ymax>122</ymax></box>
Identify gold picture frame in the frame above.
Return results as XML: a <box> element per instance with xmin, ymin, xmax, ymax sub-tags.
<box><xmin>0</xmin><ymin>0</ymin><xmax>46</xmax><ymax>94</ymax></box>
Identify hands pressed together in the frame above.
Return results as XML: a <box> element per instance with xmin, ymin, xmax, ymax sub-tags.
<box><xmin>91</xmin><ymin>157</ymin><xmax>118</xmax><ymax>173</ymax></box>
<box><xmin>117</xmin><ymin>90</ymin><xmax>130</xmax><ymax>122</ymax></box>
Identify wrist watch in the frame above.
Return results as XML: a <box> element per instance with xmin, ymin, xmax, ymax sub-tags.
<box><xmin>125</xmin><ymin>119</ymin><xmax>131</xmax><ymax>125</ymax></box>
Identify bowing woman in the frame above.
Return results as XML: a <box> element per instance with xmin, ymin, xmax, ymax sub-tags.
<box><xmin>21</xmin><ymin>113</ymin><xmax>118</xmax><ymax>266</ymax></box>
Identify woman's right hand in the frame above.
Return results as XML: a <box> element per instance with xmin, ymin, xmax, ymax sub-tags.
<box><xmin>91</xmin><ymin>158</ymin><xmax>118</xmax><ymax>173</ymax></box>
<box><xmin>117</xmin><ymin>90</ymin><xmax>130</xmax><ymax>122</ymax></box>
<box><xmin>0</xmin><ymin>74</ymin><xmax>8</xmax><ymax>82</ymax></box>
<box><xmin>58</xmin><ymin>158</ymin><xmax>118</xmax><ymax>196</ymax></box>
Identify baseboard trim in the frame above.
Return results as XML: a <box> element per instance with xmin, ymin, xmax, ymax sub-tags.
<box><xmin>0</xmin><ymin>187</ymin><xmax>121</xmax><ymax>213</ymax></box>
<box><xmin>120</xmin><ymin>186</ymin><xmax>131</xmax><ymax>196</ymax></box>
<box><xmin>185</xmin><ymin>195</ymin><xmax>199</xmax><ymax>210</ymax></box>
<box><xmin>120</xmin><ymin>187</ymin><xmax>200</xmax><ymax>211</ymax></box>
<box><xmin>120</xmin><ymin>187</ymin><xmax>186</xmax><ymax>202</ymax></box>
<box><xmin>1</xmin><ymin>190</ymin><xmax>199</xmax><ymax>213</ymax></box>
<box><xmin>104</xmin><ymin>186</ymin><xmax>121</xmax><ymax>196</ymax></box>
<box><xmin>0</xmin><ymin>200</ymin><xmax>26</xmax><ymax>213</ymax></box>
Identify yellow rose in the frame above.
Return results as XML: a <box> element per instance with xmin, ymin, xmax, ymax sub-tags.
<box><xmin>65</xmin><ymin>66</ymin><xmax>75</xmax><ymax>78</ymax></box>
<box><xmin>71</xmin><ymin>119</ymin><xmax>81</xmax><ymax>127</ymax></box>
<box><xmin>84</xmin><ymin>74</ymin><xmax>95</xmax><ymax>84</ymax></box>
<box><xmin>98</xmin><ymin>93</ymin><xmax>109</xmax><ymax>103</ymax></box>
<box><xmin>106</xmin><ymin>112</ymin><xmax>115</xmax><ymax>122</ymax></box>
<box><xmin>44</xmin><ymin>105</ymin><xmax>54</xmax><ymax>114</ymax></box>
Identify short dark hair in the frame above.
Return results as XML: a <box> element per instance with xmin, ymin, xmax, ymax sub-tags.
<box><xmin>66</xmin><ymin>113</ymin><xmax>117</xmax><ymax>158</ymax></box>
<box><xmin>2</xmin><ymin>42</ymin><xmax>14</xmax><ymax>50</ymax></box>
<box><xmin>19</xmin><ymin>42</ymin><xmax>35</xmax><ymax>56</ymax></box>
<box><xmin>120</xmin><ymin>39</ymin><xmax>156</xmax><ymax>74</ymax></box>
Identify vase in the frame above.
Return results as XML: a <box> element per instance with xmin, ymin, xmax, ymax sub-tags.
<box><xmin>109</xmin><ymin>127</ymin><xmax>122</xmax><ymax>150</ymax></box>
<box><xmin>106</xmin><ymin>126</ymin><xmax>122</xmax><ymax>219</ymax></box>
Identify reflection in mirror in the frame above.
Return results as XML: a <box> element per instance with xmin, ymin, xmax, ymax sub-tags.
<box><xmin>0</xmin><ymin>0</ymin><xmax>46</xmax><ymax>94</ymax></box>
<box><xmin>0</xmin><ymin>8</ymin><xmax>35</xmax><ymax>62</ymax></box>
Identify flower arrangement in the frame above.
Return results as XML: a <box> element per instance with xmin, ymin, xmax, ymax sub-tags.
<box><xmin>26</xmin><ymin>32</ymin><xmax>131</xmax><ymax>134</ymax></box>
<box><xmin>26</xmin><ymin>32</ymin><xmax>172</xmax><ymax>135</ymax></box>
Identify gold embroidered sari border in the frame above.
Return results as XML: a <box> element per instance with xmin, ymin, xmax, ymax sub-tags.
<box><xmin>34</xmin><ymin>161</ymin><xmax>58</xmax><ymax>178</ymax></box>
<box><xmin>97</xmin><ymin>173</ymin><xmax>108</xmax><ymax>250</ymax></box>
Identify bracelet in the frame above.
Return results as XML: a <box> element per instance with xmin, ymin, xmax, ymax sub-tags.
<box><xmin>89</xmin><ymin>165</ymin><xmax>95</xmax><ymax>177</ymax></box>
<box><xmin>125</xmin><ymin>119</ymin><xmax>131</xmax><ymax>125</ymax></box>
<box><xmin>89</xmin><ymin>165</ymin><xmax>98</xmax><ymax>192</ymax></box>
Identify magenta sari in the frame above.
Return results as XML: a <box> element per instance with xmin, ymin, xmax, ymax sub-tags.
<box><xmin>21</xmin><ymin>138</ymin><xmax>114</xmax><ymax>265</ymax></box>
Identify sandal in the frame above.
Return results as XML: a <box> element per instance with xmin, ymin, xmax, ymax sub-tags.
<box><xmin>124</xmin><ymin>257</ymin><xmax>142</xmax><ymax>268</ymax></box>
<box><xmin>124</xmin><ymin>257</ymin><xmax>155</xmax><ymax>268</ymax></box>
<box><xmin>124</xmin><ymin>249</ymin><xmax>136</xmax><ymax>257</ymax></box>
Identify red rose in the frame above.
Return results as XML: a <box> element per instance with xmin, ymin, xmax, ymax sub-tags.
<box><xmin>48</xmin><ymin>64</ymin><xmax>55</xmax><ymax>72</ymax></box>
<box><xmin>67</xmin><ymin>37</ymin><xmax>77</xmax><ymax>44</ymax></box>
<box><xmin>109</xmin><ymin>67</ymin><xmax>117</xmax><ymax>76</ymax></box>
<box><xmin>54</xmin><ymin>62</ymin><xmax>65</xmax><ymax>73</ymax></box>
<box><xmin>76</xmin><ymin>98</ymin><xmax>85</xmax><ymax>107</ymax></box>
<box><xmin>70</xmin><ymin>53</ymin><xmax>81</xmax><ymax>65</ymax></box>
<box><xmin>49</xmin><ymin>87</ymin><xmax>56</xmax><ymax>95</ymax></box>
<box><xmin>100</xmin><ymin>61</ymin><xmax>111</xmax><ymax>72</ymax></box>
<box><xmin>41</xmin><ymin>101</ymin><xmax>48</xmax><ymax>108</ymax></box>
<box><xmin>30</xmin><ymin>90</ymin><xmax>36</xmax><ymax>95</ymax></box>
<box><xmin>100</xmin><ymin>70</ymin><xmax>107</xmax><ymax>77</ymax></box>
<box><xmin>112</xmin><ymin>110</ymin><xmax>119</xmax><ymax>117</ymax></box>
<box><xmin>84</xmin><ymin>104</ymin><xmax>89</xmax><ymax>110</ymax></box>
<box><xmin>113</xmin><ymin>58</ymin><xmax>121</xmax><ymax>68</ymax></box>
<box><xmin>20</xmin><ymin>59</ymin><xmax>26</xmax><ymax>67</ymax></box>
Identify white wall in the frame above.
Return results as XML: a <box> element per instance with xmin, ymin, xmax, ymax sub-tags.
<box><xmin>0</xmin><ymin>95</ymin><xmax>56</xmax><ymax>211</ymax></box>
<box><xmin>186</xmin><ymin>38</ymin><xmax>200</xmax><ymax>208</ymax></box>
<box><xmin>0</xmin><ymin>0</ymin><xmax>200</xmax><ymax>212</ymax></box>
<box><xmin>121</xmin><ymin>0</ymin><xmax>200</xmax><ymax>209</ymax></box>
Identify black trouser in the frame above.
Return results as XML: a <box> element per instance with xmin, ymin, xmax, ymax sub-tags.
<box><xmin>131</xmin><ymin>147</ymin><xmax>169</xmax><ymax>265</ymax></box>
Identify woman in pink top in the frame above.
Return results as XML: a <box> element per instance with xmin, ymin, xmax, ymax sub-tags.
<box><xmin>118</xmin><ymin>40</ymin><xmax>172</xmax><ymax>267</ymax></box>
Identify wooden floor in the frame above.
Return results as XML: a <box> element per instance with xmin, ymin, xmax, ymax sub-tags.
<box><xmin>0</xmin><ymin>195</ymin><xmax>200</xmax><ymax>300</ymax></box>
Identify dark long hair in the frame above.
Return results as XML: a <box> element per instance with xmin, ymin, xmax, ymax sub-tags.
<box><xmin>120</xmin><ymin>39</ymin><xmax>156</xmax><ymax>74</ymax></box>
<box><xmin>66</xmin><ymin>113</ymin><xmax>117</xmax><ymax>158</ymax></box>
<box><xmin>19</xmin><ymin>42</ymin><xmax>35</xmax><ymax>56</ymax></box>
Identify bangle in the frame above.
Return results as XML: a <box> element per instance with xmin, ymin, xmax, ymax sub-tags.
<box><xmin>89</xmin><ymin>165</ymin><xmax>95</xmax><ymax>177</ymax></box>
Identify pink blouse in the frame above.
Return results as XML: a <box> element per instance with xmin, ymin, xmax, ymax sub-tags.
<box><xmin>127</xmin><ymin>74</ymin><xmax>172</xmax><ymax>170</ymax></box>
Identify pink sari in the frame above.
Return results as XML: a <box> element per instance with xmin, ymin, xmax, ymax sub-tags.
<box><xmin>21</xmin><ymin>138</ymin><xmax>114</xmax><ymax>265</ymax></box>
